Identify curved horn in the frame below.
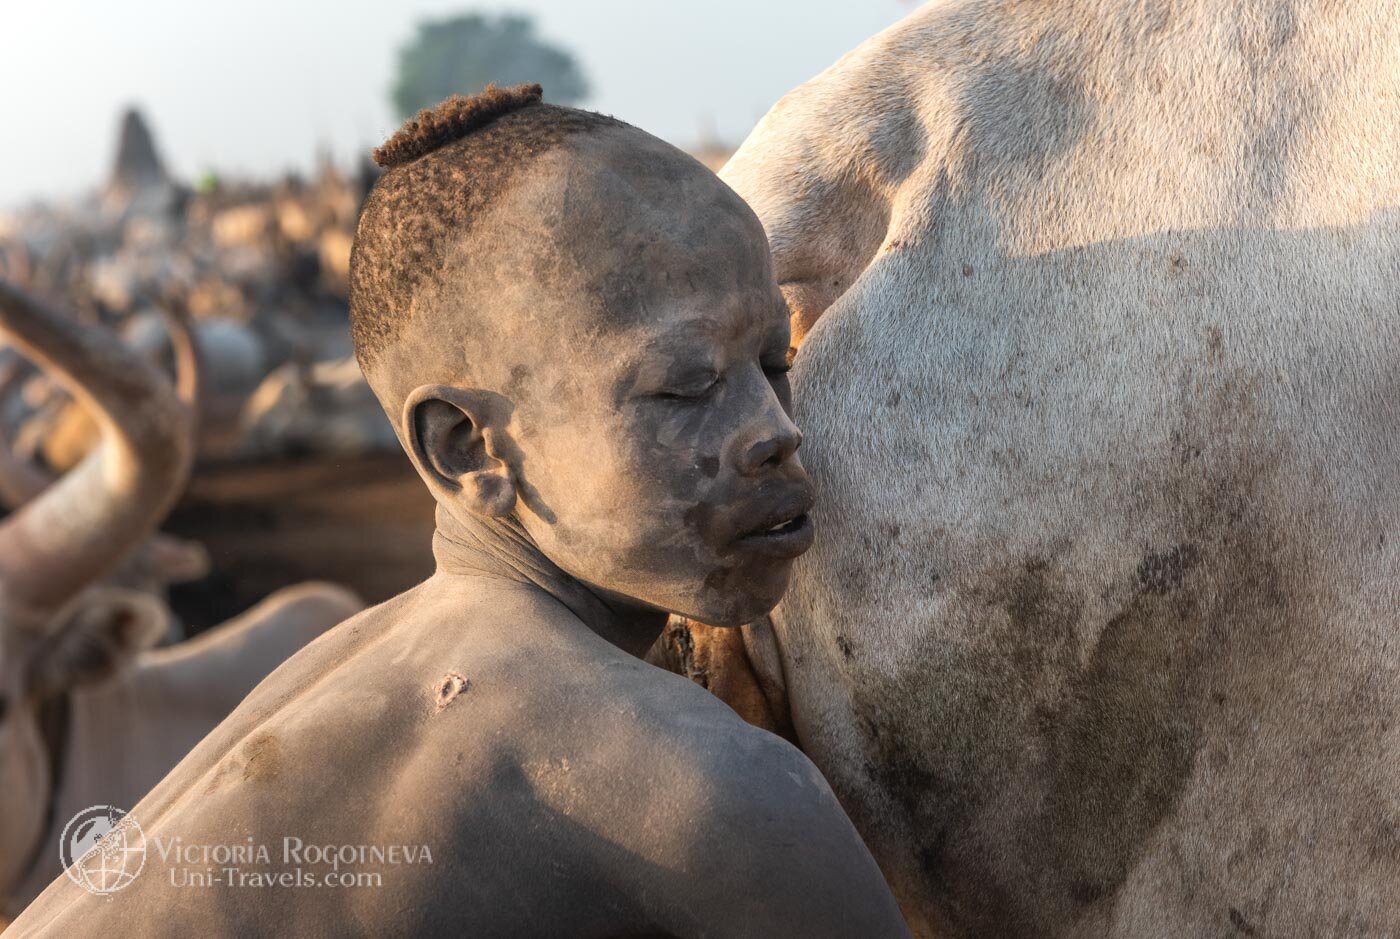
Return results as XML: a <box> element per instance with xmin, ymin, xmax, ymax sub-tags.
<box><xmin>0</xmin><ymin>299</ymin><xmax>204</xmax><ymax>512</ymax></box>
<box><xmin>0</xmin><ymin>281</ymin><xmax>193</xmax><ymax>617</ymax></box>
<box><xmin>0</xmin><ymin>356</ymin><xmax>50</xmax><ymax>507</ymax></box>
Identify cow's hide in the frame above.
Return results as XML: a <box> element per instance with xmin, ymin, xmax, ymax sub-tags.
<box><xmin>720</xmin><ymin>1</ymin><xmax>1399</xmax><ymax>936</ymax></box>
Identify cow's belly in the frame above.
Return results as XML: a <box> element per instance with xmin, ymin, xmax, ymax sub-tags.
<box><xmin>776</xmin><ymin>230</ymin><xmax>1400</xmax><ymax>937</ymax></box>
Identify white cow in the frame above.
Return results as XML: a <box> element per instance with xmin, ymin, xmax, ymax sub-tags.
<box><xmin>0</xmin><ymin>281</ymin><xmax>362</xmax><ymax>919</ymax></box>
<box><xmin>719</xmin><ymin>2</ymin><xmax>1399</xmax><ymax>936</ymax></box>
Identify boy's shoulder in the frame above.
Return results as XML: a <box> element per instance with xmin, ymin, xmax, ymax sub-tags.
<box><xmin>9</xmin><ymin>577</ymin><xmax>906</xmax><ymax>937</ymax></box>
<box><xmin>138</xmin><ymin>572</ymin><xmax>818</xmax><ymax>838</ymax></box>
<box><xmin>380</xmin><ymin>576</ymin><xmax>824</xmax><ymax>824</ymax></box>
<box><xmin>245</xmin><ymin>577</ymin><xmax>849</xmax><ymax>900</ymax></box>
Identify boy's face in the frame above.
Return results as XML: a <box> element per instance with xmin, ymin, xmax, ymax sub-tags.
<box><xmin>450</xmin><ymin>129</ymin><xmax>814</xmax><ymax>625</ymax></box>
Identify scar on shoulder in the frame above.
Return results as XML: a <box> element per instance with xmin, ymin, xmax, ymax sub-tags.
<box><xmin>433</xmin><ymin>672</ymin><xmax>471</xmax><ymax>712</ymax></box>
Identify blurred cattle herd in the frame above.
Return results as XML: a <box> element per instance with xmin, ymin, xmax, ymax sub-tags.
<box><xmin>0</xmin><ymin>109</ymin><xmax>436</xmax><ymax>629</ymax></box>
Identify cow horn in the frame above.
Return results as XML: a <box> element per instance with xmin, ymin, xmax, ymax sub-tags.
<box><xmin>0</xmin><ymin>281</ymin><xmax>193</xmax><ymax>618</ymax></box>
<box><xmin>0</xmin><ymin>357</ymin><xmax>49</xmax><ymax>507</ymax></box>
<box><xmin>0</xmin><ymin>300</ymin><xmax>203</xmax><ymax>511</ymax></box>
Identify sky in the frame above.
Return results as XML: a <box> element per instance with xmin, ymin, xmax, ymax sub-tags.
<box><xmin>0</xmin><ymin>1</ymin><xmax>916</xmax><ymax>208</ymax></box>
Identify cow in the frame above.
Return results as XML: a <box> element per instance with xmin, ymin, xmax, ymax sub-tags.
<box><xmin>702</xmin><ymin>2</ymin><xmax>1400</xmax><ymax>936</ymax></box>
<box><xmin>0</xmin><ymin>303</ymin><xmax>211</xmax><ymax>621</ymax></box>
<box><xmin>0</xmin><ymin>280</ymin><xmax>363</xmax><ymax>919</ymax></box>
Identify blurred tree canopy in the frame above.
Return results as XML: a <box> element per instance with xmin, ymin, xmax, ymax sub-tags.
<box><xmin>391</xmin><ymin>13</ymin><xmax>590</xmax><ymax>119</ymax></box>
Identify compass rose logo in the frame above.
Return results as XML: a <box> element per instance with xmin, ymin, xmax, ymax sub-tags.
<box><xmin>59</xmin><ymin>805</ymin><xmax>146</xmax><ymax>896</ymax></box>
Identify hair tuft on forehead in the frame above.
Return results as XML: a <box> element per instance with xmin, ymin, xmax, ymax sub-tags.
<box><xmin>351</xmin><ymin>91</ymin><xmax>626</xmax><ymax>371</ymax></box>
<box><xmin>373</xmin><ymin>83</ymin><xmax>544</xmax><ymax>168</ymax></box>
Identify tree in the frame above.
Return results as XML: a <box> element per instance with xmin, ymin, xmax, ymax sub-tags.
<box><xmin>391</xmin><ymin>13</ymin><xmax>590</xmax><ymax>120</ymax></box>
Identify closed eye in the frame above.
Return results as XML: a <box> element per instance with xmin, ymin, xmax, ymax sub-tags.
<box><xmin>655</xmin><ymin>374</ymin><xmax>721</xmax><ymax>401</ymax></box>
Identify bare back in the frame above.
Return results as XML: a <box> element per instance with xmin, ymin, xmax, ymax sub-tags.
<box><xmin>8</xmin><ymin>574</ymin><xmax>906</xmax><ymax>937</ymax></box>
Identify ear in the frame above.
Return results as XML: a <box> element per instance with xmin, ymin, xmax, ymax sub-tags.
<box><xmin>26</xmin><ymin>589</ymin><xmax>168</xmax><ymax>698</ymax></box>
<box><xmin>402</xmin><ymin>384</ymin><xmax>517</xmax><ymax>518</ymax></box>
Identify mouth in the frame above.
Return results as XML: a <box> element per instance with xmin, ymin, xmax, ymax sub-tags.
<box><xmin>733</xmin><ymin>497</ymin><xmax>816</xmax><ymax>559</ymax></box>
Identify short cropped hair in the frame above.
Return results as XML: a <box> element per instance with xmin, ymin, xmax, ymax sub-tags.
<box><xmin>350</xmin><ymin>84</ymin><xmax>624</xmax><ymax>368</ymax></box>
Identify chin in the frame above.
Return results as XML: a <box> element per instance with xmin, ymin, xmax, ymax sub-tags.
<box><xmin>683</xmin><ymin>562</ymin><xmax>793</xmax><ymax>626</ymax></box>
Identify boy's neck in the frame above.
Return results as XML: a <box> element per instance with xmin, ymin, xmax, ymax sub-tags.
<box><xmin>431</xmin><ymin>505</ymin><xmax>667</xmax><ymax>658</ymax></box>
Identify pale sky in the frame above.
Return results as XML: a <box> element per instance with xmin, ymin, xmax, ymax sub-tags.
<box><xmin>0</xmin><ymin>1</ymin><xmax>916</xmax><ymax>208</ymax></box>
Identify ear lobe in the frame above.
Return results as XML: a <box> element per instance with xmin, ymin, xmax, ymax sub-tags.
<box><xmin>403</xmin><ymin>384</ymin><xmax>517</xmax><ymax>518</ymax></box>
<box><xmin>27</xmin><ymin>588</ymin><xmax>168</xmax><ymax>697</ymax></box>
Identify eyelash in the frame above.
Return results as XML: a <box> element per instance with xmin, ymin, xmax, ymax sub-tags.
<box><xmin>655</xmin><ymin>357</ymin><xmax>789</xmax><ymax>401</ymax></box>
<box><xmin>656</xmin><ymin>377</ymin><xmax>720</xmax><ymax>401</ymax></box>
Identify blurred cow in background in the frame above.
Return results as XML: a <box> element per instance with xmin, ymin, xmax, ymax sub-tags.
<box><xmin>0</xmin><ymin>281</ymin><xmax>361</xmax><ymax>919</ymax></box>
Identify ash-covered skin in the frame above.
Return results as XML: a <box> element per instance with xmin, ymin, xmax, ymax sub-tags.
<box><xmin>370</xmin><ymin>125</ymin><xmax>816</xmax><ymax>641</ymax></box>
<box><xmin>7</xmin><ymin>121</ymin><xmax>908</xmax><ymax>937</ymax></box>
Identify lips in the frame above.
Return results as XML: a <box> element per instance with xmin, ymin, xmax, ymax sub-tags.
<box><xmin>733</xmin><ymin>491</ymin><xmax>816</xmax><ymax>559</ymax></box>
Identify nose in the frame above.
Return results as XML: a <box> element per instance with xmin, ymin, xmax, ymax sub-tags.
<box><xmin>736</xmin><ymin>406</ymin><xmax>803</xmax><ymax>476</ymax></box>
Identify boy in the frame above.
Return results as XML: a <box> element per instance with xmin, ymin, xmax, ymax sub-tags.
<box><xmin>9</xmin><ymin>85</ymin><xmax>909</xmax><ymax>937</ymax></box>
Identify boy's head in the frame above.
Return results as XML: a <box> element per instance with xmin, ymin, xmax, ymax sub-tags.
<box><xmin>350</xmin><ymin>85</ymin><xmax>812</xmax><ymax>626</ymax></box>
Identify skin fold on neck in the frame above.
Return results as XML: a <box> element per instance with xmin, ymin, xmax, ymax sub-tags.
<box><xmin>431</xmin><ymin>505</ymin><xmax>667</xmax><ymax>658</ymax></box>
